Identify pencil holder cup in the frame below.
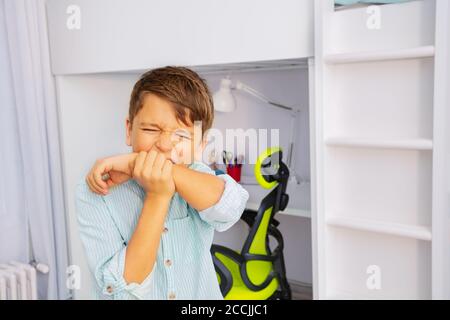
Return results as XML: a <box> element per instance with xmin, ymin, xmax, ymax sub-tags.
<box><xmin>226</xmin><ymin>166</ymin><xmax>242</xmax><ymax>183</ymax></box>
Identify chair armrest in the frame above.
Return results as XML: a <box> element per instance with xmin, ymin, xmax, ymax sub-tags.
<box><xmin>211</xmin><ymin>251</ymin><xmax>233</xmax><ymax>296</ymax></box>
<box><xmin>210</xmin><ymin>244</ymin><xmax>245</xmax><ymax>297</ymax></box>
<box><xmin>211</xmin><ymin>244</ymin><xmax>244</xmax><ymax>264</ymax></box>
<box><xmin>212</xmin><ymin>244</ymin><xmax>277</xmax><ymax>293</ymax></box>
<box><xmin>239</xmin><ymin>262</ymin><xmax>277</xmax><ymax>292</ymax></box>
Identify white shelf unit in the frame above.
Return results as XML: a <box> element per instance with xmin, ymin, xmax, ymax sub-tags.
<box><xmin>312</xmin><ymin>0</ymin><xmax>449</xmax><ymax>300</ymax></box>
<box><xmin>326</xmin><ymin>216</ymin><xmax>432</xmax><ymax>241</ymax></box>
<box><xmin>324</xmin><ymin>45</ymin><xmax>435</xmax><ymax>64</ymax></box>
<box><xmin>324</xmin><ymin>137</ymin><xmax>433</xmax><ymax>151</ymax></box>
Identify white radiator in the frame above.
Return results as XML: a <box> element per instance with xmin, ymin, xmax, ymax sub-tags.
<box><xmin>0</xmin><ymin>261</ymin><xmax>47</xmax><ymax>300</ymax></box>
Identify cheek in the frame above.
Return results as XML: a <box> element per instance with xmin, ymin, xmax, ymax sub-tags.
<box><xmin>171</xmin><ymin>142</ymin><xmax>194</xmax><ymax>164</ymax></box>
<box><xmin>132</xmin><ymin>131</ymin><xmax>157</xmax><ymax>152</ymax></box>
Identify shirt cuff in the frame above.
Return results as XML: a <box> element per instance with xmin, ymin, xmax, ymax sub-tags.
<box><xmin>198</xmin><ymin>174</ymin><xmax>250</xmax><ymax>232</ymax></box>
<box><xmin>101</xmin><ymin>246</ymin><xmax>155</xmax><ymax>299</ymax></box>
<box><xmin>188</xmin><ymin>161</ymin><xmax>215</xmax><ymax>174</ymax></box>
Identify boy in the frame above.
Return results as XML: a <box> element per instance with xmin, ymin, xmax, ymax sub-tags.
<box><xmin>75</xmin><ymin>66</ymin><xmax>249</xmax><ymax>300</ymax></box>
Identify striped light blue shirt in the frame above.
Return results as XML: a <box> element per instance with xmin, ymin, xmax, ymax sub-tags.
<box><xmin>75</xmin><ymin>161</ymin><xmax>249</xmax><ymax>300</ymax></box>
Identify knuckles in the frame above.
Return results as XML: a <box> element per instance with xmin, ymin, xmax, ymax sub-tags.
<box><xmin>129</xmin><ymin>151</ymin><xmax>174</xmax><ymax>189</ymax></box>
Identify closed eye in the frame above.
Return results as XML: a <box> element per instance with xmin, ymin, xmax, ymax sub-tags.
<box><xmin>175</xmin><ymin>133</ymin><xmax>190</xmax><ymax>139</ymax></box>
<box><xmin>174</xmin><ymin>130</ymin><xmax>192</xmax><ymax>140</ymax></box>
<box><xmin>142</xmin><ymin>128</ymin><xmax>160</xmax><ymax>132</ymax></box>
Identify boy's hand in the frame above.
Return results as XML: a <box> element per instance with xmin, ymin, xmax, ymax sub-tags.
<box><xmin>86</xmin><ymin>154</ymin><xmax>135</xmax><ymax>195</ymax></box>
<box><xmin>133</xmin><ymin>150</ymin><xmax>175</xmax><ymax>199</ymax></box>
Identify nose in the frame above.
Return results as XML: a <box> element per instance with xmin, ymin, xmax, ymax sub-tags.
<box><xmin>155</xmin><ymin>131</ymin><xmax>175</xmax><ymax>153</ymax></box>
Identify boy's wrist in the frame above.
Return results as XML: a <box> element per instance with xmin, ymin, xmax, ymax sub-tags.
<box><xmin>128</xmin><ymin>152</ymin><xmax>139</xmax><ymax>175</ymax></box>
<box><xmin>171</xmin><ymin>164</ymin><xmax>189</xmax><ymax>190</ymax></box>
<box><xmin>172</xmin><ymin>164</ymin><xmax>179</xmax><ymax>180</ymax></box>
<box><xmin>144</xmin><ymin>192</ymin><xmax>172</xmax><ymax>204</ymax></box>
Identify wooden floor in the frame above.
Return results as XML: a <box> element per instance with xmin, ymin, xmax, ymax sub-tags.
<box><xmin>289</xmin><ymin>280</ymin><xmax>313</xmax><ymax>300</ymax></box>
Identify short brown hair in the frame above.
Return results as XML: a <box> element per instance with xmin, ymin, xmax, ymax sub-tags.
<box><xmin>129</xmin><ymin>66</ymin><xmax>214</xmax><ymax>135</ymax></box>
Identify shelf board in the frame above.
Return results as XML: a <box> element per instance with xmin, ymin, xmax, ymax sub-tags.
<box><xmin>325</xmin><ymin>137</ymin><xmax>433</xmax><ymax>151</ymax></box>
<box><xmin>326</xmin><ymin>215</ymin><xmax>432</xmax><ymax>241</ymax></box>
<box><xmin>324</xmin><ymin>46</ymin><xmax>435</xmax><ymax>64</ymax></box>
<box><xmin>246</xmin><ymin>201</ymin><xmax>311</xmax><ymax>219</ymax></box>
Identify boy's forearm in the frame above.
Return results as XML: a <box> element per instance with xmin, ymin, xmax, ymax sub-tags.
<box><xmin>123</xmin><ymin>195</ymin><xmax>170</xmax><ymax>284</ymax></box>
<box><xmin>103</xmin><ymin>152</ymin><xmax>137</xmax><ymax>176</ymax></box>
<box><xmin>172</xmin><ymin>165</ymin><xmax>225</xmax><ymax>211</ymax></box>
<box><xmin>118</xmin><ymin>152</ymin><xmax>225</xmax><ymax>211</ymax></box>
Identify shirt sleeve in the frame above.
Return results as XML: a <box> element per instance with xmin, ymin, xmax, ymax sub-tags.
<box><xmin>74</xmin><ymin>181</ymin><xmax>155</xmax><ymax>300</ymax></box>
<box><xmin>188</xmin><ymin>162</ymin><xmax>250</xmax><ymax>232</ymax></box>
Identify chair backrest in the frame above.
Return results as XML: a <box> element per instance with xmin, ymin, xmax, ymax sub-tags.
<box><xmin>241</xmin><ymin>148</ymin><xmax>289</xmax><ymax>285</ymax></box>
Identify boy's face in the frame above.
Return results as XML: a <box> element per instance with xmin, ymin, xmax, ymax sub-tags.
<box><xmin>126</xmin><ymin>93</ymin><xmax>205</xmax><ymax>166</ymax></box>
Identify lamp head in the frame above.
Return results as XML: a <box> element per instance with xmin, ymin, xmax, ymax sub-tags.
<box><xmin>213</xmin><ymin>78</ymin><xmax>236</xmax><ymax>112</ymax></box>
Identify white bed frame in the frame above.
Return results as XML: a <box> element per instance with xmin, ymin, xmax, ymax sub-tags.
<box><xmin>46</xmin><ymin>0</ymin><xmax>450</xmax><ymax>299</ymax></box>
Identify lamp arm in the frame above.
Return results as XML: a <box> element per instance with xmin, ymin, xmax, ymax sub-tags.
<box><xmin>235</xmin><ymin>81</ymin><xmax>293</xmax><ymax>111</ymax></box>
<box><xmin>233</xmin><ymin>79</ymin><xmax>303</xmax><ymax>184</ymax></box>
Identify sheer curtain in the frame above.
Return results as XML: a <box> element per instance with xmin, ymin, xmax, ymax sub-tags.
<box><xmin>0</xmin><ymin>0</ymin><xmax>69</xmax><ymax>299</ymax></box>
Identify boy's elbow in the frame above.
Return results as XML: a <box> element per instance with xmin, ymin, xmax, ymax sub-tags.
<box><xmin>239</xmin><ymin>187</ymin><xmax>250</xmax><ymax>213</ymax></box>
<box><xmin>214</xmin><ymin>178</ymin><xmax>226</xmax><ymax>203</ymax></box>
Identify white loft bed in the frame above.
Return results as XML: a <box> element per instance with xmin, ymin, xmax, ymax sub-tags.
<box><xmin>45</xmin><ymin>0</ymin><xmax>450</xmax><ymax>300</ymax></box>
<box><xmin>46</xmin><ymin>0</ymin><xmax>437</xmax><ymax>74</ymax></box>
<box><xmin>46</xmin><ymin>0</ymin><xmax>314</xmax><ymax>75</ymax></box>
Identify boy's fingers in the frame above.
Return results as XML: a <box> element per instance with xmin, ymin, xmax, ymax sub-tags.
<box><xmin>142</xmin><ymin>150</ymin><xmax>158</xmax><ymax>177</ymax></box>
<box><xmin>152</xmin><ymin>153</ymin><xmax>166</xmax><ymax>178</ymax></box>
<box><xmin>87</xmin><ymin>175</ymin><xmax>104</xmax><ymax>195</ymax></box>
<box><xmin>93</xmin><ymin>170</ymin><xmax>108</xmax><ymax>192</ymax></box>
<box><xmin>133</xmin><ymin>151</ymin><xmax>147</xmax><ymax>177</ymax></box>
<box><xmin>85</xmin><ymin>160</ymin><xmax>109</xmax><ymax>194</ymax></box>
<box><xmin>85</xmin><ymin>176</ymin><xmax>94</xmax><ymax>192</ymax></box>
<box><xmin>95</xmin><ymin>161</ymin><xmax>112</xmax><ymax>184</ymax></box>
<box><xmin>90</xmin><ymin>175</ymin><xmax>106</xmax><ymax>195</ymax></box>
<box><xmin>162</xmin><ymin>159</ymin><xmax>173</xmax><ymax>178</ymax></box>
<box><xmin>91</xmin><ymin>167</ymin><xmax>108</xmax><ymax>194</ymax></box>
<box><xmin>86</xmin><ymin>175</ymin><xmax>96</xmax><ymax>193</ymax></box>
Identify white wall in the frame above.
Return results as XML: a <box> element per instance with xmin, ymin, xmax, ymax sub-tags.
<box><xmin>56</xmin><ymin>73</ymin><xmax>138</xmax><ymax>299</ymax></box>
<box><xmin>56</xmin><ymin>67</ymin><xmax>312</xmax><ymax>299</ymax></box>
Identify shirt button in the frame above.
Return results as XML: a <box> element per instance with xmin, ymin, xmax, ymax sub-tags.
<box><xmin>163</xmin><ymin>227</ymin><xmax>168</xmax><ymax>234</ymax></box>
<box><xmin>106</xmin><ymin>285</ymin><xmax>113</xmax><ymax>294</ymax></box>
<box><xmin>165</xmin><ymin>259</ymin><xmax>172</xmax><ymax>267</ymax></box>
<box><xmin>168</xmin><ymin>292</ymin><xmax>176</xmax><ymax>300</ymax></box>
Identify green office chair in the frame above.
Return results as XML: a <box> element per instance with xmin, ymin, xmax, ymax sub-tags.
<box><xmin>211</xmin><ymin>147</ymin><xmax>292</xmax><ymax>300</ymax></box>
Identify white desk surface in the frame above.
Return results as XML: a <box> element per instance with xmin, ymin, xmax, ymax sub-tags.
<box><xmin>240</xmin><ymin>178</ymin><xmax>311</xmax><ymax>219</ymax></box>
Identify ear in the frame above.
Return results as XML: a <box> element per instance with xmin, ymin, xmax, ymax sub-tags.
<box><xmin>125</xmin><ymin>117</ymin><xmax>132</xmax><ymax>146</ymax></box>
